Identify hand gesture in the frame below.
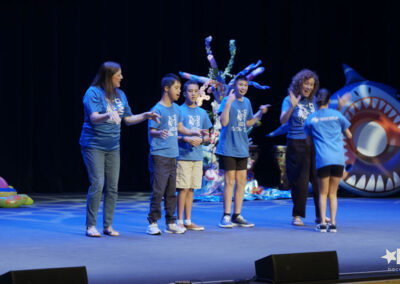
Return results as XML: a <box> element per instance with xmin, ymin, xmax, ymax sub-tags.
<box><xmin>145</xmin><ymin>110</ymin><xmax>161</xmax><ymax>124</ymax></box>
<box><xmin>200</xmin><ymin>129</ymin><xmax>209</xmax><ymax>137</ymax></box>
<box><xmin>337</xmin><ymin>92</ymin><xmax>351</xmax><ymax>110</ymax></box>
<box><xmin>227</xmin><ymin>89</ymin><xmax>236</xmax><ymax>102</ymax></box>
<box><xmin>185</xmin><ymin>136</ymin><xmax>202</xmax><ymax>147</ymax></box>
<box><xmin>259</xmin><ymin>104</ymin><xmax>271</xmax><ymax>114</ymax></box>
<box><xmin>159</xmin><ymin>129</ymin><xmax>169</xmax><ymax>139</ymax></box>
<box><xmin>108</xmin><ymin>110</ymin><xmax>121</xmax><ymax>124</ymax></box>
<box><xmin>289</xmin><ymin>91</ymin><xmax>301</xmax><ymax>108</ymax></box>
<box><xmin>190</xmin><ymin>129</ymin><xmax>202</xmax><ymax>136</ymax></box>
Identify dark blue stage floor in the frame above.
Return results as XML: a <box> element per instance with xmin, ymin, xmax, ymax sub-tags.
<box><xmin>0</xmin><ymin>193</ymin><xmax>399</xmax><ymax>283</ymax></box>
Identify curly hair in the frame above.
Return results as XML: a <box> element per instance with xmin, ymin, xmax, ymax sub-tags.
<box><xmin>288</xmin><ymin>69</ymin><xmax>319</xmax><ymax>100</ymax></box>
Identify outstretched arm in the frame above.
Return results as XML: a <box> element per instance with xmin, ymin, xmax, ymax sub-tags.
<box><xmin>178</xmin><ymin>122</ymin><xmax>202</xmax><ymax>136</ymax></box>
<box><xmin>124</xmin><ymin>110</ymin><xmax>161</xmax><ymax>126</ymax></box>
<box><xmin>247</xmin><ymin>104</ymin><xmax>271</xmax><ymax>127</ymax></box>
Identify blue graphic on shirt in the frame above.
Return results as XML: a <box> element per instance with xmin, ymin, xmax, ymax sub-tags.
<box><xmin>79</xmin><ymin>86</ymin><xmax>133</xmax><ymax>151</ymax></box>
<box><xmin>148</xmin><ymin>102</ymin><xmax>182</xmax><ymax>158</ymax></box>
<box><xmin>178</xmin><ymin>104</ymin><xmax>212</xmax><ymax>161</ymax></box>
<box><xmin>281</xmin><ymin>96</ymin><xmax>315</xmax><ymax>139</ymax></box>
<box><xmin>216</xmin><ymin>96</ymin><xmax>254</xmax><ymax>158</ymax></box>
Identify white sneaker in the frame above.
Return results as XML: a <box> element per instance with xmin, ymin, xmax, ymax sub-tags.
<box><xmin>165</xmin><ymin>223</ymin><xmax>186</xmax><ymax>234</ymax></box>
<box><xmin>146</xmin><ymin>223</ymin><xmax>161</xmax><ymax>235</ymax></box>
<box><xmin>177</xmin><ymin>223</ymin><xmax>187</xmax><ymax>232</ymax></box>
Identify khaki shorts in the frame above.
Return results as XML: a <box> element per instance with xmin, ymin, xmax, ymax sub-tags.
<box><xmin>176</xmin><ymin>160</ymin><xmax>203</xmax><ymax>189</ymax></box>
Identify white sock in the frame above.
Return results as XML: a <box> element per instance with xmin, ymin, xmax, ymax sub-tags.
<box><xmin>177</xmin><ymin>220</ymin><xmax>183</xmax><ymax>225</ymax></box>
<box><xmin>184</xmin><ymin>219</ymin><xmax>191</xmax><ymax>225</ymax></box>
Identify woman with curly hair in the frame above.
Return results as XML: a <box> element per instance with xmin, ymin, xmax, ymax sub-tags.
<box><xmin>280</xmin><ymin>69</ymin><xmax>323</xmax><ymax>226</ymax></box>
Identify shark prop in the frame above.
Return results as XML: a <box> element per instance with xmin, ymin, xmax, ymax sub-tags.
<box><xmin>331</xmin><ymin>64</ymin><xmax>400</xmax><ymax>197</ymax></box>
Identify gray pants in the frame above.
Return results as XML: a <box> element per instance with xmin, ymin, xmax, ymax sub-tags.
<box><xmin>148</xmin><ymin>154</ymin><xmax>177</xmax><ymax>224</ymax></box>
<box><xmin>81</xmin><ymin>147</ymin><xmax>120</xmax><ymax>228</ymax></box>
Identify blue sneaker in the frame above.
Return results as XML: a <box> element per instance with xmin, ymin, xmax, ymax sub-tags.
<box><xmin>219</xmin><ymin>215</ymin><xmax>233</xmax><ymax>228</ymax></box>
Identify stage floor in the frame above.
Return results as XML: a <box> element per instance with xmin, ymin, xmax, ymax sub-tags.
<box><xmin>0</xmin><ymin>193</ymin><xmax>399</xmax><ymax>283</ymax></box>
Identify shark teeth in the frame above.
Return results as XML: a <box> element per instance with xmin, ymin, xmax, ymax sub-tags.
<box><xmin>365</xmin><ymin>175</ymin><xmax>375</xmax><ymax>191</ymax></box>
<box><xmin>342</xmin><ymin>95</ymin><xmax>400</xmax><ymax>193</ymax></box>
<box><xmin>345</xmin><ymin>172</ymin><xmax>400</xmax><ymax>192</ymax></box>
<box><xmin>376</xmin><ymin>175</ymin><xmax>384</xmax><ymax>192</ymax></box>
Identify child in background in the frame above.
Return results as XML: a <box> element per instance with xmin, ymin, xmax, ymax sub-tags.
<box><xmin>304</xmin><ymin>88</ymin><xmax>352</xmax><ymax>233</ymax></box>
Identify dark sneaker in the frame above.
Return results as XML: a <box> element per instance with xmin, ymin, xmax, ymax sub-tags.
<box><xmin>232</xmin><ymin>215</ymin><xmax>255</xmax><ymax>227</ymax></box>
<box><xmin>316</xmin><ymin>224</ymin><xmax>327</xmax><ymax>233</ymax></box>
<box><xmin>219</xmin><ymin>215</ymin><xmax>233</xmax><ymax>228</ymax></box>
<box><xmin>328</xmin><ymin>224</ymin><xmax>337</xmax><ymax>233</ymax></box>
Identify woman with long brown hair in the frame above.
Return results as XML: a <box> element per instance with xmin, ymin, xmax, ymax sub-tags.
<box><xmin>80</xmin><ymin>61</ymin><xmax>159</xmax><ymax>237</ymax></box>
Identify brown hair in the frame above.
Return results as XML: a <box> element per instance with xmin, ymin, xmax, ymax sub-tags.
<box><xmin>288</xmin><ymin>69</ymin><xmax>319</xmax><ymax>100</ymax></box>
<box><xmin>91</xmin><ymin>61</ymin><xmax>121</xmax><ymax>101</ymax></box>
<box><xmin>316</xmin><ymin>88</ymin><xmax>331</xmax><ymax>107</ymax></box>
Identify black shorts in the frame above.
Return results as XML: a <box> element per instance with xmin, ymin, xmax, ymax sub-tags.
<box><xmin>218</xmin><ymin>155</ymin><xmax>248</xmax><ymax>171</ymax></box>
<box><xmin>317</xmin><ymin>165</ymin><xmax>344</xmax><ymax>178</ymax></box>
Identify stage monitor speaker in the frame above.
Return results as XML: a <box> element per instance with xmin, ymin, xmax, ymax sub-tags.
<box><xmin>255</xmin><ymin>251</ymin><xmax>338</xmax><ymax>283</ymax></box>
<box><xmin>0</xmin><ymin>266</ymin><xmax>88</xmax><ymax>284</ymax></box>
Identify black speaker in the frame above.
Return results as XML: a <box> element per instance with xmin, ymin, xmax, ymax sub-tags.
<box><xmin>0</xmin><ymin>266</ymin><xmax>88</xmax><ymax>284</ymax></box>
<box><xmin>255</xmin><ymin>251</ymin><xmax>338</xmax><ymax>283</ymax></box>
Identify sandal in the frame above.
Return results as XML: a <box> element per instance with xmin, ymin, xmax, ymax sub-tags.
<box><xmin>292</xmin><ymin>216</ymin><xmax>304</xmax><ymax>226</ymax></box>
<box><xmin>103</xmin><ymin>226</ymin><xmax>120</xmax><ymax>236</ymax></box>
<box><xmin>86</xmin><ymin>226</ymin><xmax>101</xmax><ymax>237</ymax></box>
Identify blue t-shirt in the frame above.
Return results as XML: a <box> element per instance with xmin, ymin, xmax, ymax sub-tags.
<box><xmin>216</xmin><ymin>96</ymin><xmax>254</xmax><ymax>158</ymax></box>
<box><xmin>281</xmin><ymin>95</ymin><xmax>316</xmax><ymax>139</ymax></box>
<box><xmin>178</xmin><ymin>104</ymin><xmax>212</xmax><ymax>161</ymax></box>
<box><xmin>304</xmin><ymin>108</ymin><xmax>351</xmax><ymax>169</ymax></box>
<box><xmin>148</xmin><ymin>102</ymin><xmax>183</xmax><ymax>158</ymax></box>
<box><xmin>79</xmin><ymin>86</ymin><xmax>133</xmax><ymax>151</ymax></box>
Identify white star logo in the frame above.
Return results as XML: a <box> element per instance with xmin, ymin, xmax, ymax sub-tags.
<box><xmin>381</xmin><ymin>249</ymin><xmax>397</xmax><ymax>264</ymax></box>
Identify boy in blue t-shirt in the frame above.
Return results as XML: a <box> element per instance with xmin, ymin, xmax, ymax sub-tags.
<box><xmin>176</xmin><ymin>80</ymin><xmax>212</xmax><ymax>231</ymax></box>
<box><xmin>216</xmin><ymin>75</ymin><xmax>270</xmax><ymax>228</ymax></box>
<box><xmin>146</xmin><ymin>74</ymin><xmax>205</xmax><ymax>235</ymax></box>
